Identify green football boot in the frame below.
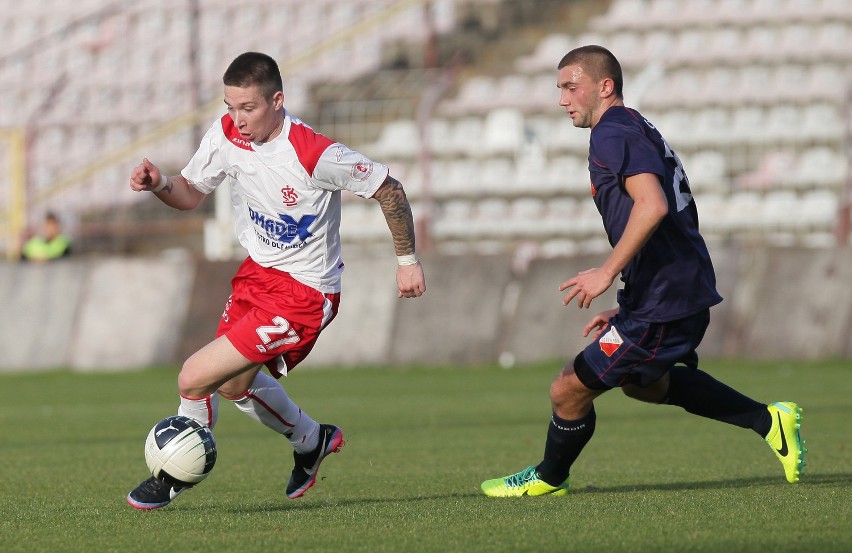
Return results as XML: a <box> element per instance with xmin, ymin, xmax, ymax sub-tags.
<box><xmin>481</xmin><ymin>466</ymin><xmax>569</xmax><ymax>497</ymax></box>
<box><xmin>765</xmin><ymin>402</ymin><xmax>806</xmax><ymax>483</ymax></box>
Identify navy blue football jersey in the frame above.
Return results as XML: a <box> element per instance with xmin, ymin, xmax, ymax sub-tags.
<box><xmin>588</xmin><ymin>106</ymin><xmax>722</xmax><ymax>322</ymax></box>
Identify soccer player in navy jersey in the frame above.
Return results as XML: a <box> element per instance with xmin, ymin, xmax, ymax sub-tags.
<box><xmin>481</xmin><ymin>45</ymin><xmax>805</xmax><ymax>497</ymax></box>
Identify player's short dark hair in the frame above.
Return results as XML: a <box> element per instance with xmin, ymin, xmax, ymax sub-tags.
<box><xmin>223</xmin><ymin>52</ymin><xmax>283</xmax><ymax>101</ymax></box>
<box><xmin>557</xmin><ymin>45</ymin><xmax>623</xmax><ymax>99</ymax></box>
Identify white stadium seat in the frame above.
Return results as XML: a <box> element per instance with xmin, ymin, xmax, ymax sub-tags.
<box><xmin>441</xmin><ymin>158</ymin><xmax>481</xmax><ymax>198</ymax></box>
<box><xmin>703</xmin><ymin>27</ymin><xmax>744</xmax><ymax>66</ymax></box>
<box><xmin>813</xmin><ymin>22</ymin><xmax>851</xmax><ymax>61</ymax></box>
<box><xmin>478</xmin><ymin>157</ymin><xmax>516</xmax><ymax>194</ymax></box>
<box><xmin>678</xmin><ymin>0</ymin><xmax>724</xmax><ymax>26</ymax></box>
<box><xmin>800</xmin><ymin>103</ymin><xmax>845</xmax><ymax>142</ymax></box>
<box><xmin>441</xmin><ymin>75</ymin><xmax>496</xmax><ymax>116</ymax></box>
<box><xmin>544</xmin><ymin>155</ymin><xmax>589</xmax><ymax>195</ymax></box>
<box><xmin>776</xmin><ymin>24</ymin><xmax>816</xmax><ymax>63</ymax></box>
<box><xmin>362</xmin><ymin>119</ymin><xmax>420</xmax><ymax>160</ymax></box>
<box><xmin>424</xmin><ymin>118</ymin><xmax>453</xmax><ymax>158</ymax></box>
<box><xmin>762</xmin><ymin>106</ymin><xmax>800</xmax><ymax>145</ymax></box>
<box><xmin>805</xmin><ymin>64</ymin><xmax>849</xmax><ymax>103</ymax></box>
<box><xmin>651</xmin><ymin>109</ymin><xmax>693</xmax><ymax>147</ymax></box>
<box><xmin>789</xmin><ymin>147</ymin><xmax>847</xmax><ymax>190</ymax></box>
<box><xmin>817</xmin><ymin>0</ymin><xmax>852</xmax><ymax>19</ymax></box>
<box><xmin>608</xmin><ymin>32</ymin><xmax>646</xmax><ymax>69</ymax></box>
<box><xmin>667</xmin><ymin>30</ymin><xmax>709</xmax><ymax>66</ymax></box>
<box><xmin>541</xmin><ymin>117</ymin><xmax>591</xmax><ymax>155</ymax></box>
<box><xmin>470</xmin><ymin>197</ymin><xmax>510</xmax><ymax>239</ymax></box>
<box><xmin>514</xmin><ymin>33</ymin><xmax>573</xmax><ymax>73</ymax></box>
<box><xmin>445</xmin><ymin>116</ymin><xmax>485</xmax><ymax>158</ymax></box>
<box><xmin>590</xmin><ymin>0</ymin><xmax>648</xmax><ymax>31</ymax></box>
<box><xmin>508</xmin><ymin>197</ymin><xmax>548</xmax><ymax>237</ymax></box>
<box><xmin>688</xmin><ymin>107</ymin><xmax>731</xmax><ymax>148</ymax></box>
<box><xmin>482</xmin><ymin>108</ymin><xmax>525</xmax><ymax>157</ymax></box>
<box><xmin>685</xmin><ymin>151</ymin><xmax>729</xmax><ymax>194</ymax></box>
<box><xmin>729</xmin><ymin>106</ymin><xmax>768</xmax><ymax>144</ymax></box>
<box><xmin>432</xmin><ymin>199</ymin><xmax>475</xmax><ymax>240</ymax></box>
<box><xmin>799</xmin><ymin>190</ymin><xmax>840</xmax><ymax>232</ymax></box>
<box><xmin>761</xmin><ymin>191</ymin><xmax>801</xmax><ymax>232</ymax></box>
<box><xmin>340</xmin><ymin>200</ymin><xmax>390</xmax><ymax>242</ymax></box>
<box><xmin>492</xmin><ymin>75</ymin><xmax>536</xmax><ymax>111</ymax></box>
<box><xmin>726</xmin><ymin>191</ymin><xmax>765</xmax><ymax>233</ymax></box>
<box><xmin>525</xmin><ymin>73</ymin><xmax>561</xmax><ymax>112</ymax></box>
<box><xmin>740</xmin><ymin>25</ymin><xmax>778</xmax><ymax>64</ymax></box>
<box><xmin>736</xmin><ymin>150</ymin><xmax>797</xmax><ymax>190</ymax></box>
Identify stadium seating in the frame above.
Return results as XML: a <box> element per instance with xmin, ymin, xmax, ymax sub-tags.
<box><xmin>439</xmin><ymin>75</ymin><xmax>496</xmax><ymax>116</ymax></box>
<box><xmin>514</xmin><ymin>33</ymin><xmax>572</xmax><ymax>74</ymax></box>
<box><xmin>444</xmin><ymin>116</ymin><xmax>485</xmax><ymax>159</ymax></box>
<box><xmin>1</xmin><ymin>0</ymin><xmax>849</xmax><ymax>258</ymax></box>
<box><xmin>684</xmin><ymin>151</ymin><xmax>729</xmax><ymax>194</ymax></box>
<box><xmin>800</xmin><ymin>103</ymin><xmax>845</xmax><ymax>143</ymax></box>
<box><xmin>481</xmin><ymin>108</ymin><xmax>525</xmax><ymax>157</ymax></box>
<box><xmin>362</xmin><ymin>119</ymin><xmax>421</xmax><ymax>161</ymax></box>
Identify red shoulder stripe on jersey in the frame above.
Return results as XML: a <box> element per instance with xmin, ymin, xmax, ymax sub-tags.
<box><xmin>221</xmin><ymin>114</ymin><xmax>255</xmax><ymax>151</ymax></box>
<box><xmin>288</xmin><ymin>120</ymin><xmax>334</xmax><ymax>177</ymax></box>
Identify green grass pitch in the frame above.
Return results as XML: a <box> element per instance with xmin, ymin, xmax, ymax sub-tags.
<box><xmin>0</xmin><ymin>359</ymin><xmax>849</xmax><ymax>552</ymax></box>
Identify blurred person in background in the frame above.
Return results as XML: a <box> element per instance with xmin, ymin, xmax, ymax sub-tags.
<box><xmin>126</xmin><ymin>51</ymin><xmax>426</xmax><ymax>509</ymax></box>
<box><xmin>481</xmin><ymin>45</ymin><xmax>805</xmax><ymax>497</ymax></box>
<box><xmin>20</xmin><ymin>212</ymin><xmax>71</xmax><ymax>262</ymax></box>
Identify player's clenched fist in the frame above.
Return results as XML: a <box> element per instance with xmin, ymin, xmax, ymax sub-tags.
<box><xmin>130</xmin><ymin>158</ymin><xmax>163</xmax><ymax>192</ymax></box>
<box><xmin>397</xmin><ymin>263</ymin><xmax>426</xmax><ymax>298</ymax></box>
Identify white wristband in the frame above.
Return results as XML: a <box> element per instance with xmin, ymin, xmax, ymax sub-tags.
<box><xmin>151</xmin><ymin>174</ymin><xmax>169</xmax><ymax>193</ymax></box>
<box><xmin>397</xmin><ymin>254</ymin><xmax>418</xmax><ymax>266</ymax></box>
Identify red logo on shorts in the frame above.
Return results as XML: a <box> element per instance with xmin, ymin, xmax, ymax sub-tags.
<box><xmin>599</xmin><ymin>325</ymin><xmax>623</xmax><ymax>357</ymax></box>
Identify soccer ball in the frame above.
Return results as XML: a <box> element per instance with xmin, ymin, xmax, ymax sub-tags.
<box><xmin>144</xmin><ymin>415</ymin><xmax>217</xmax><ymax>484</ymax></box>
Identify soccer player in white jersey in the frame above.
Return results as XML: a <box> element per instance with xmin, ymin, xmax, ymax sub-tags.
<box><xmin>126</xmin><ymin>52</ymin><xmax>426</xmax><ymax>509</ymax></box>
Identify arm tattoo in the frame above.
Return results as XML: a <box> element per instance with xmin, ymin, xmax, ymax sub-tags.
<box><xmin>374</xmin><ymin>175</ymin><xmax>416</xmax><ymax>255</ymax></box>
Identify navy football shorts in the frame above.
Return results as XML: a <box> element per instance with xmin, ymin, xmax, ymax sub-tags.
<box><xmin>574</xmin><ymin>308</ymin><xmax>711</xmax><ymax>390</ymax></box>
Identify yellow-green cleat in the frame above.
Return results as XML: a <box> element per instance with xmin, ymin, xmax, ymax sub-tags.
<box><xmin>481</xmin><ymin>466</ymin><xmax>569</xmax><ymax>497</ymax></box>
<box><xmin>765</xmin><ymin>402</ymin><xmax>806</xmax><ymax>483</ymax></box>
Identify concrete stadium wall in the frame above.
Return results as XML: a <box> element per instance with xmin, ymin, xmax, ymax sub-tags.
<box><xmin>723</xmin><ymin>246</ymin><xmax>852</xmax><ymax>360</ymax></box>
<box><xmin>0</xmin><ymin>245</ymin><xmax>849</xmax><ymax>373</ymax></box>
<box><xmin>389</xmin><ymin>253</ymin><xmax>515</xmax><ymax>366</ymax></box>
<box><xmin>176</xmin><ymin>259</ymin><xmax>242</xmax><ymax>364</ymax></box>
<box><xmin>302</xmin><ymin>250</ymin><xmax>401</xmax><ymax>368</ymax></box>
<box><xmin>0</xmin><ymin>261</ymin><xmax>87</xmax><ymax>370</ymax></box>
<box><xmin>500</xmin><ymin>255</ymin><xmax>619</xmax><ymax>367</ymax></box>
<box><xmin>697</xmin><ymin>243</ymin><xmax>741</xmax><ymax>357</ymax></box>
<box><xmin>0</xmin><ymin>256</ymin><xmax>195</xmax><ymax>372</ymax></box>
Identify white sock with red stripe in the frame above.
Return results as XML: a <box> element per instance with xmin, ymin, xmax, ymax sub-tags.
<box><xmin>178</xmin><ymin>393</ymin><xmax>220</xmax><ymax>428</ymax></box>
<box><xmin>229</xmin><ymin>371</ymin><xmax>320</xmax><ymax>453</ymax></box>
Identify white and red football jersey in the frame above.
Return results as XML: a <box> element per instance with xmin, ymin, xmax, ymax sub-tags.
<box><xmin>182</xmin><ymin>111</ymin><xmax>389</xmax><ymax>293</ymax></box>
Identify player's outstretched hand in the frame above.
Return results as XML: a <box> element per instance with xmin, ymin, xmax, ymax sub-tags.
<box><xmin>130</xmin><ymin>158</ymin><xmax>162</xmax><ymax>192</ymax></box>
<box><xmin>397</xmin><ymin>263</ymin><xmax>426</xmax><ymax>298</ymax></box>
<box><xmin>559</xmin><ymin>267</ymin><xmax>615</xmax><ymax>309</ymax></box>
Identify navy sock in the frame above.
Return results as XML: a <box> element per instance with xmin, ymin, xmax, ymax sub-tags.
<box><xmin>665</xmin><ymin>366</ymin><xmax>771</xmax><ymax>436</ymax></box>
<box><xmin>535</xmin><ymin>407</ymin><xmax>596</xmax><ymax>486</ymax></box>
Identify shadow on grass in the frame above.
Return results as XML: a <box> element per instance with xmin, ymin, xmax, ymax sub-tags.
<box><xmin>220</xmin><ymin>472</ymin><xmax>852</xmax><ymax>514</ymax></box>
<box><xmin>224</xmin><ymin>491</ymin><xmax>482</xmax><ymax>514</ymax></box>
<box><xmin>570</xmin><ymin>471</ymin><xmax>852</xmax><ymax>494</ymax></box>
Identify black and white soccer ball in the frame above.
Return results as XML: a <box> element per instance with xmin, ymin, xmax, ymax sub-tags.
<box><xmin>144</xmin><ymin>415</ymin><xmax>217</xmax><ymax>485</ymax></box>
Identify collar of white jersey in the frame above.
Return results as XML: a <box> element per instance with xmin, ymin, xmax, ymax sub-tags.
<box><xmin>250</xmin><ymin>109</ymin><xmax>293</xmax><ymax>152</ymax></box>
